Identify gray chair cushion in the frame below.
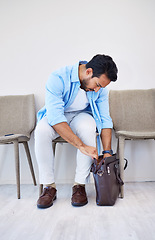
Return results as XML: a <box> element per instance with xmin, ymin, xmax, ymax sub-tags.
<box><xmin>115</xmin><ymin>131</ymin><xmax>155</xmax><ymax>139</ymax></box>
<box><xmin>0</xmin><ymin>134</ymin><xmax>30</xmax><ymax>144</ymax></box>
<box><xmin>109</xmin><ymin>89</ymin><xmax>155</xmax><ymax>136</ymax></box>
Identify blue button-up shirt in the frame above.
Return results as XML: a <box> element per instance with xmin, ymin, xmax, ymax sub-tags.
<box><xmin>37</xmin><ymin>61</ymin><xmax>113</xmax><ymax>142</ymax></box>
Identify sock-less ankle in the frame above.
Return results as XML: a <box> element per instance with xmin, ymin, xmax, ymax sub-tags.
<box><xmin>46</xmin><ymin>183</ymin><xmax>56</xmax><ymax>189</ymax></box>
<box><xmin>74</xmin><ymin>182</ymin><xmax>85</xmax><ymax>187</ymax></box>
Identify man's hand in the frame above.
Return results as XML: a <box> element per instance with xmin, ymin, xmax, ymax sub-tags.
<box><xmin>53</xmin><ymin>122</ymin><xmax>98</xmax><ymax>159</ymax></box>
<box><xmin>79</xmin><ymin>144</ymin><xmax>98</xmax><ymax>159</ymax></box>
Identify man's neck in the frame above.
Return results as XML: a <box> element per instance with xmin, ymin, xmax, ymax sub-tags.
<box><xmin>78</xmin><ymin>64</ymin><xmax>86</xmax><ymax>83</ymax></box>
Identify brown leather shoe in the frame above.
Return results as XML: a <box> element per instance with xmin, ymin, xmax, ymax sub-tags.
<box><xmin>71</xmin><ymin>185</ymin><xmax>88</xmax><ymax>207</ymax></box>
<box><xmin>37</xmin><ymin>186</ymin><xmax>57</xmax><ymax>209</ymax></box>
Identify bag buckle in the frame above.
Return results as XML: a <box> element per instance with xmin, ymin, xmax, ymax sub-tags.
<box><xmin>107</xmin><ymin>166</ymin><xmax>110</xmax><ymax>174</ymax></box>
<box><xmin>97</xmin><ymin>170</ymin><xmax>104</xmax><ymax>176</ymax></box>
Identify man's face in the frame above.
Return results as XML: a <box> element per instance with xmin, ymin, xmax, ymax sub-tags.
<box><xmin>80</xmin><ymin>69</ymin><xmax>111</xmax><ymax>92</ymax></box>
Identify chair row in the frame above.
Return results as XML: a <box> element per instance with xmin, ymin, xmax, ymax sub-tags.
<box><xmin>0</xmin><ymin>89</ymin><xmax>155</xmax><ymax>198</ymax></box>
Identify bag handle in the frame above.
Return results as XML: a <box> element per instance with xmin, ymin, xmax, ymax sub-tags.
<box><xmin>91</xmin><ymin>157</ymin><xmax>128</xmax><ymax>174</ymax></box>
<box><xmin>91</xmin><ymin>158</ymin><xmax>104</xmax><ymax>174</ymax></box>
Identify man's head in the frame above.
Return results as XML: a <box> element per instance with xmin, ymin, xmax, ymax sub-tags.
<box><xmin>79</xmin><ymin>54</ymin><xmax>118</xmax><ymax>92</ymax></box>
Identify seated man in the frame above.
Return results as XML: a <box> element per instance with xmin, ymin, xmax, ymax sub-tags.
<box><xmin>35</xmin><ymin>54</ymin><xmax>118</xmax><ymax>208</ymax></box>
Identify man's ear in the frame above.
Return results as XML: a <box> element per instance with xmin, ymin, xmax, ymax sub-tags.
<box><xmin>86</xmin><ymin>68</ymin><xmax>93</xmax><ymax>76</ymax></box>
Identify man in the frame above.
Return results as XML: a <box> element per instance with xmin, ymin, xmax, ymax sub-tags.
<box><xmin>35</xmin><ymin>54</ymin><xmax>118</xmax><ymax>208</ymax></box>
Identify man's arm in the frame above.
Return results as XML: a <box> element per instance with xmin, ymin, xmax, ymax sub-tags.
<box><xmin>53</xmin><ymin>122</ymin><xmax>98</xmax><ymax>159</ymax></box>
<box><xmin>100</xmin><ymin>128</ymin><xmax>112</xmax><ymax>158</ymax></box>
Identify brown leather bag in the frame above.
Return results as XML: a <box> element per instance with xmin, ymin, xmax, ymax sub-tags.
<box><xmin>91</xmin><ymin>154</ymin><xmax>127</xmax><ymax>206</ymax></box>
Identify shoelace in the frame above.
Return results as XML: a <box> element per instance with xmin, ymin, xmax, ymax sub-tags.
<box><xmin>73</xmin><ymin>186</ymin><xmax>85</xmax><ymax>196</ymax></box>
<box><xmin>40</xmin><ymin>188</ymin><xmax>55</xmax><ymax>198</ymax></box>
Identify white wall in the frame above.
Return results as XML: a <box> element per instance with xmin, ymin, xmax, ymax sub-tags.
<box><xmin>0</xmin><ymin>0</ymin><xmax>155</xmax><ymax>184</ymax></box>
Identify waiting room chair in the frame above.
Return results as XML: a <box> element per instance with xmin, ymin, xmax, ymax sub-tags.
<box><xmin>0</xmin><ymin>94</ymin><xmax>37</xmax><ymax>199</ymax></box>
<box><xmin>109</xmin><ymin>89</ymin><xmax>155</xmax><ymax>198</ymax></box>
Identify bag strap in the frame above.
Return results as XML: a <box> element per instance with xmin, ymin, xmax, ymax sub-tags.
<box><xmin>114</xmin><ymin>159</ymin><xmax>128</xmax><ymax>186</ymax></box>
<box><xmin>122</xmin><ymin>158</ymin><xmax>128</xmax><ymax>170</ymax></box>
<box><xmin>114</xmin><ymin>164</ymin><xmax>124</xmax><ymax>186</ymax></box>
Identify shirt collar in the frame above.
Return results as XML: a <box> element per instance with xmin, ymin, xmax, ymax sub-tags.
<box><xmin>71</xmin><ymin>61</ymin><xmax>87</xmax><ymax>83</ymax></box>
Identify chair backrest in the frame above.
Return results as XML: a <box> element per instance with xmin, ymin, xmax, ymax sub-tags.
<box><xmin>109</xmin><ymin>89</ymin><xmax>155</xmax><ymax>132</ymax></box>
<box><xmin>0</xmin><ymin>94</ymin><xmax>36</xmax><ymax>136</ymax></box>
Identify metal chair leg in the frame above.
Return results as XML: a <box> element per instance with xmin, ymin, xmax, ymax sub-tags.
<box><xmin>39</xmin><ymin>184</ymin><xmax>43</xmax><ymax>196</ymax></box>
<box><xmin>52</xmin><ymin>142</ymin><xmax>56</xmax><ymax>156</ymax></box>
<box><xmin>116</xmin><ymin>138</ymin><xmax>119</xmax><ymax>159</ymax></box>
<box><xmin>13</xmin><ymin>140</ymin><xmax>20</xmax><ymax>199</ymax></box>
<box><xmin>23</xmin><ymin>141</ymin><xmax>37</xmax><ymax>186</ymax></box>
<box><xmin>119</xmin><ymin>136</ymin><xmax>125</xmax><ymax>198</ymax></box>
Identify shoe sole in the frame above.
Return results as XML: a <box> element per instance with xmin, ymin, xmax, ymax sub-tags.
<box><xmin>71</xmin><ymin>200</ymin><xmax>88</xmax><ymax>207</ymax></box>
<box><xmin>37</xmin><ymin>195</ymin><xmax>56</xmax><ymax>209</ymax></box>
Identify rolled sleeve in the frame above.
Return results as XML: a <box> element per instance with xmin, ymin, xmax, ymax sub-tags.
<box><xmin>45</xmin><ymin>74</ymin><xmax>67</xmax><ymax>126</ymax></box>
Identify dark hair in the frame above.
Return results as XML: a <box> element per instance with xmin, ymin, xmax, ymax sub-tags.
<box><xmin>86</xmin><ymin>54</ymin><xmax>118</xmax><ymax>81</ymax></box>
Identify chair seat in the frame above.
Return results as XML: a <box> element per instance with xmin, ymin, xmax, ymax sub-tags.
<box><xmin>115</xmin><ymin>131</ymin><xmax>155</xmax><ymax>139</ymax></box>
<box><xmin>52</xmin><ymin>136</ymin><xmax>68</xmax><ymax>143</ymax></box>
<box><xmin>0</xmin><ymin>134</ymin><xmax>30</xmax><ymax>144</ymax></box>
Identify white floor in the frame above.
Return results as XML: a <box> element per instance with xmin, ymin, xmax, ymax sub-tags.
<box><xmin>0</xmin><ymin>182</ymin><xmax>155</xmax><ymax>240</ymax></box>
